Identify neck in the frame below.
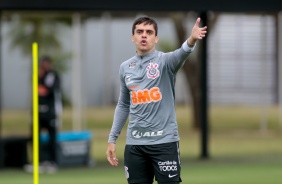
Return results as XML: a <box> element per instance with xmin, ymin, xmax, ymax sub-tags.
<box><xmin>137</xmin><ymin>49</ymin><xmax>154</xmax><ymax>56</ymax></box>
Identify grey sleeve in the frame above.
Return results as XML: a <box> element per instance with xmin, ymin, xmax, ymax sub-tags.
<box><xmin>165</xmin><ymin>40</ymin><xmax>196</xmax><ymax>74</ymax></box>
<box><xmin>108</xmin><ymin>66</ymin><xmax>130</xmax><ymax>143</ymax></box>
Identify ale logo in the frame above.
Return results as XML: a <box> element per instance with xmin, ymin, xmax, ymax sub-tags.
<box><xmin>131</xmin><ymin>129</ymin><xmax>164</xmax><ymax>139</ymax></box>
<box><xmin>131</xmin><ymin>87</ymin><xmax>162</xmax><ymax>105</ymax></box>
<box><xmin>146</xmin><ymin>63</ymin><xmax>160</xmax><ymax>79</ymax></box>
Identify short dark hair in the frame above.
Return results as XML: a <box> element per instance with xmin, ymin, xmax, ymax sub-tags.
<box><xmin>132</xmin><ymin>16</ymin><xmax>158</xmax><ymax>36</ymax></box>
<box><xmin>39</xmin><ymin>55</ymin><xmax>52</xmax><ymax>64</ymax></box>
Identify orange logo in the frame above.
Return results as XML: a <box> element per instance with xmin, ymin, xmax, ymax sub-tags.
<box><xmin>131</xmin><ymin>87</ymin><xmax>162</xmax><ymax>105</ymax></box>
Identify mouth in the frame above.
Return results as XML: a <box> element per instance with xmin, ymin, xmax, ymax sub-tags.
<box><xmin>141</xmin><ymin>40</ymin><xmax>147</xmax><ymax>45</ymax></box>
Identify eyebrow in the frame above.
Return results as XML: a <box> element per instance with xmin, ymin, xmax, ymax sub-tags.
<box><xmin>136</xmin><ymin>29</ymin><xmax>154</xmax><ymax>33</ymax></box>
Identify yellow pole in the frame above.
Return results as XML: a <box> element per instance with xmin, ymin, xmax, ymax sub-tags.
<box><xmin>32</xmin><ymin>42</ymin><xmax>39</xmax><ymax>184</ymax></box>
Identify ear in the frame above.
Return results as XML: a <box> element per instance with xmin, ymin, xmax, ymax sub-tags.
<box><xmin>155</xmin><ymin>36</ymin><xmax>159</xmax><ymax>44</ymax></box>
<box><xmin>131</xmin><ymin>35</ymin><xmax>134</xmax><ymax>42</ymax></box>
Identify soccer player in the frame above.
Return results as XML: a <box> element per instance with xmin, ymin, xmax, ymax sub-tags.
<box><xmin>24</xmin><ymin>56</ymin><xmax>62</xmax><ymax>173</ymax></box>
<box><xmin>106</xmin><ymin>16</ymin><xmax>207</xmax><ymax>184</ymax></box>
<box><xmin>38</xmin><ymin>56</ymin><xmax>62</xmax><ymax>172</ymax></box>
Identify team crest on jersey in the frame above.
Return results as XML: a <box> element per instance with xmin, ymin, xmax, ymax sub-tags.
<box><xmin>146</xmin><ymin>63</ymin><xmax>160</xmax><ymax>79</ymax></box>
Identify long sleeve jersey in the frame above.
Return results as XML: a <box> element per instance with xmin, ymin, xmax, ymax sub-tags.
<box><xmin>108</xmin><ymin>41</ymin><xmax>195</xmax><ymax>145</ymax></box>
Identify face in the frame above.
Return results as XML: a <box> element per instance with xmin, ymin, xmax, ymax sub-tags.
<box><xmin>132</xmin><ymin>23</ymin><xmax>158</xmax><ymax>55</ymax></box>
<box><xmin>39</xmin><ymin>60</ymin><xmax>51</xmax><ymax>71</ymax></box>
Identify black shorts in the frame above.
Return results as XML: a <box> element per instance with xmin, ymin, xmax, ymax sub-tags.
<box><xmin>124</xmin><ymin>142</ymin><xmax>182</xmax><ymax>184</ymax></box>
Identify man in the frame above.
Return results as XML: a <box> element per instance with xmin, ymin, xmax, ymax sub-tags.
<box><xmin>106</xmin><ymin>16</ymin><xmax>207</xmax><ymax>184</ymax></box>
<box><xmin>38</xmin><ymin>56</ymin><xmax>62</xmax><ymax>172</ymax></box>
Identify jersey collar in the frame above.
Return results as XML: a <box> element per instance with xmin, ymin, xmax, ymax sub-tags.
<box><xmin>134</xmin><ymin>50</ymin><xmax>158</xmax><ymax>62</ymax></box>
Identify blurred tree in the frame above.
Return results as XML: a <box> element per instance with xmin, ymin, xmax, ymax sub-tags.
<box><xmin>6</xmin><ymin>12</ymin><xmax>72</xmax><ymax>73</ymax></box>
<box><xmin>5</xmin><ymin>12</ymin><xmax>72</xmax><ymax>105</ymax></box>
<box><xmin>168</xmin><ymin>12</ymin><xmax>218</xmax><ymax>129</ymax></box>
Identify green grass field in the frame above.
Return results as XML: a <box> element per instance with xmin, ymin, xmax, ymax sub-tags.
<box><xmin>1</xmin><ymin>105</ymin><xmax>282</xmax><ymax>183</ymax></box>
<box><xmin>1</xmin><ymin>157</ymin><xmax>282</xmax><ymax>184</ymax></box>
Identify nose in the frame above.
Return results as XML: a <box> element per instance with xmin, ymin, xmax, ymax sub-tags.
<box><xmin>142</xmin><ymin>32</ymin><xmax>147</xmax><ymax>37</ymax></box>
